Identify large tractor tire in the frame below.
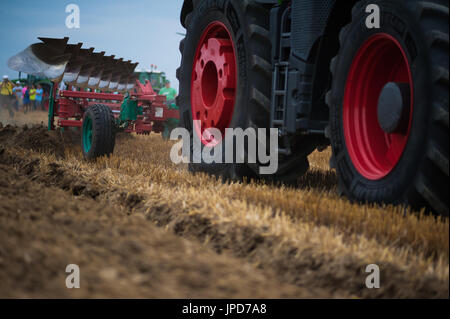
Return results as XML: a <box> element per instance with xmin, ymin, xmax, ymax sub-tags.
<box><xmin>177</xmin><ymin>0</ymin><xmax>314</xmax><ymax>183</ymax></box>
<box><xmin>327</xmin><ymin>0</ymin><xmax>449</xmax><ymax>215</ymax></box>
<box><xmin>82</xmin><ymin>104</ymin><xmax>116</xmax><ymax>160</ymax></box>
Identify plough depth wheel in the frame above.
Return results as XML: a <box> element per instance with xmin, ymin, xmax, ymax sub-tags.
<box><xmin>82</xmin><ymin>104</ymin><xmax>116</xmax><ymax>160</ymax></box>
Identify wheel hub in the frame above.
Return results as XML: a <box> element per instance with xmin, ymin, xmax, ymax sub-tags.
<box><xmin>191</xmin><ymin>22</ymin><xmax>237</xmax><ymax>145</ymax></box>
<box><xmin>83</xmin><ymin>116</ymin><xmax>92</xmax><ymax>153</ymax></box>
<box><xmin>377</xmin><ymin>82</ymin><xmax>410</xmax><ymax>134</ymax></box>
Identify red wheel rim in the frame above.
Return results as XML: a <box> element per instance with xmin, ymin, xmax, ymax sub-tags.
<box><xmin>343</xmin><ymin>33</ymin><xmax>414</xmax><ymax>180</ymax></box>
<box><xmin>191</xmin><ymin>21</ymin><xmax>237</xmax><ymax>146</ymax></box>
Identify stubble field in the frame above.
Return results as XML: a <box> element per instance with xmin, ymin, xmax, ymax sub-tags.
<box><xmin>0</xmin><ymin>110</ymin><xmax>448</xmax><ymax>298</ymax></box>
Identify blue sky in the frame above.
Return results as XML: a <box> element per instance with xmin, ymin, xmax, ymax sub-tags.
<box><xmin>0</xmin><ymin>0</ymin><xmax>184</xmax><ymax>89</ymax></box>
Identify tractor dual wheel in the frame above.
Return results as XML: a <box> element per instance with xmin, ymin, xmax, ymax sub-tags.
<box><xmin>327</xmin><ymin>0</ymin><xmax>449</xmax><ymax>215</ymax></box>
<box><xmin>82</xmin><ymin>104</ymin><xmax>116</xmax><ymax>160</ymax></box>
<box><xmin>177</xmin><ymin>0</ymin><xmax>314</xmax><ymax>183</ymax></box>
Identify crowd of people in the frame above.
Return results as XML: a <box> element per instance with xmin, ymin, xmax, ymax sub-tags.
<box><xmin>1</xmin><ymin>75</ymin><xmax>177</xmax><ymax>122</ymax></box>
<box><xmin>0</xmin><ymin>75</ymin><xmax>45</xmax><ymax>118</ymax></box>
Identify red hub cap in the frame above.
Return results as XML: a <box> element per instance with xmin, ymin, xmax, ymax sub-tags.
<box><xmin>343</xmin><ymin>33</ymin><xmax>414</xmax><ymax>180</ymax></box>
<box><xmin>191</xmin><ymin>21</ymin><xmax>237</xmax><ymax>146</ymax></box>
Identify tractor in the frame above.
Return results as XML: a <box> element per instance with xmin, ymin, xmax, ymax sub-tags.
<box><xmin>135</xmin><ymin>69</ymin><xmax>180</xmax><ymax>138</ymax></box>
<box><xmin>135</xmin><ymin>69</ymin><xmax>167</xmax><ymax>93</ymax></box>
<box><xmin>8</xmin><ymin>37</ymin><xmax>180</xmax><ymax>160</ymax></box>
<box><xmin>177</xmin><ymin>0</ymin><xmax>449</xmax><ymax>215</ymax></box>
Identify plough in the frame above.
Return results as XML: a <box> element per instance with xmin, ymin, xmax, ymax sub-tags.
<box><xmin>8</xmin><ymin>37</ymin><xmax>179</xmax><ymax>159</ymax></box>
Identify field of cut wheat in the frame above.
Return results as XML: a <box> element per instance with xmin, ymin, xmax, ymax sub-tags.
<box><xmin>0</xmin><ymin>110</ymin><xmax>448</xmax><ymax>298</ymax></box>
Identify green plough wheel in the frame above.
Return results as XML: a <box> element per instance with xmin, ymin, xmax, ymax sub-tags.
<box><xmin>82</xmin><ymin>104</ymin><xmax>116</xmax><ymax>160</ymax></box>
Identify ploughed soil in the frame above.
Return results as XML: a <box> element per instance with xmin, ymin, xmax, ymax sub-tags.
<box><xmin>0</xmin><ymin>162</ymin><xmax>325</xmax><ymax>298</ymax></box>
<box><xmin>0</xmin><ymin>125</ymin><xmax>335</xmax><ymax>298</ymax></box>
<box><xmin>0</xmin><ymin>122</ymin><xmax>448</xmax><ymax>298</ymax></box>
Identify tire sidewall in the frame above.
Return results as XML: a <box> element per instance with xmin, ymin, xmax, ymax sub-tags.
<box><xmin>82</xmin><ymin>108</ymin><xmax>97</xmax><ymax>160</ymax></box>
<box><xmin>330</xmin><ymin>0</ymin><xmax>432</xmax><ymax>202</ymax></box>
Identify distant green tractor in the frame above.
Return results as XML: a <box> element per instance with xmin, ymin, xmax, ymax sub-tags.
<box><xmin>135</xmin><ymin>70</ymin><xmax>179</xmax><ymax>139</ymax></box>
<box><xmin>135</xmin><ymin>70</ymin><xmax>167</xmax><ymax>93</ymax></box>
